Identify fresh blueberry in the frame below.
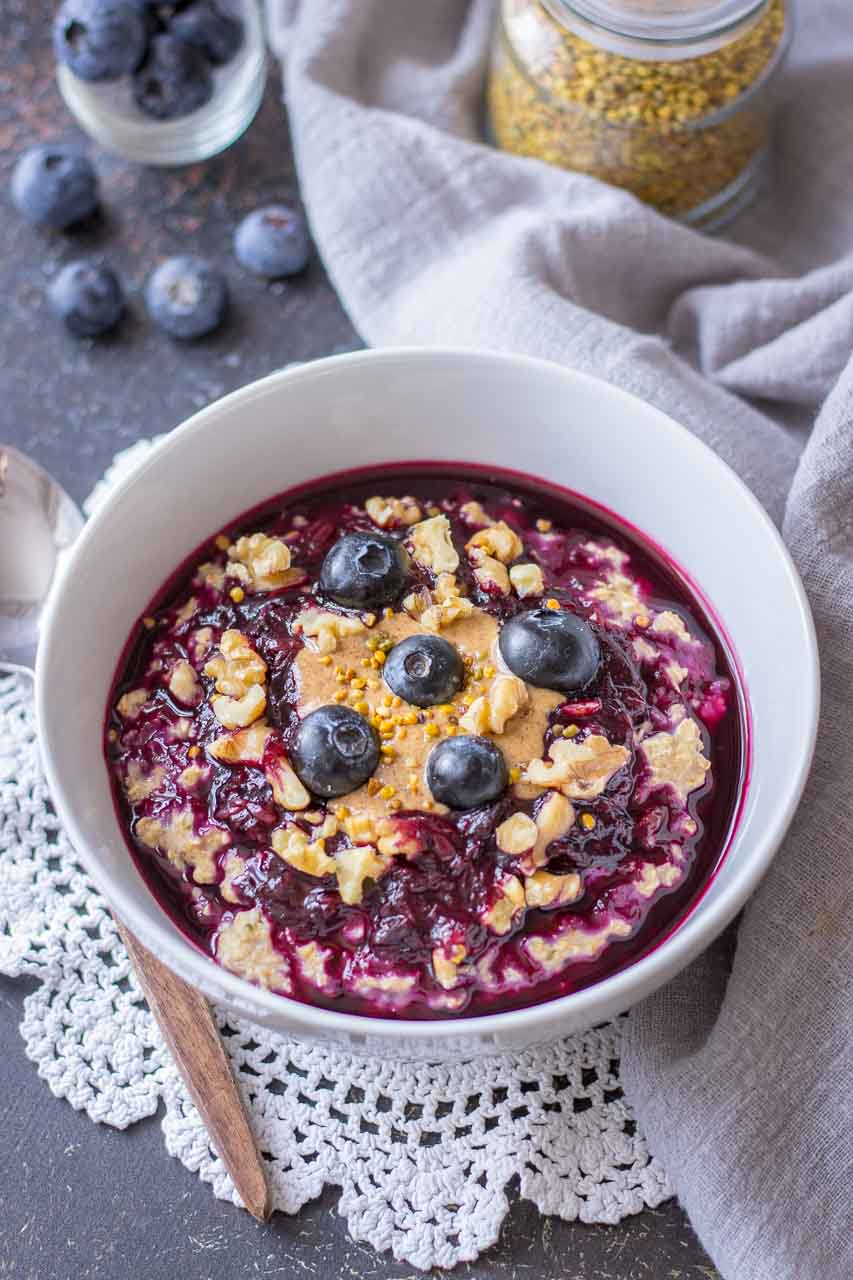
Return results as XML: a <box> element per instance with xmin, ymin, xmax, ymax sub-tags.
<box><xmin>170</xmin><ymin>0</ymin><xmax>243</xmax><ymax>65</ymax></box>
<box><xmin>53</xmin><ymin>0</ymin><xmax>148</xmax><ymax>82</ymax></box>
<box><xmin>48</xmin><ymin>260</ymin><xmax>124</xmax><ymax>337</ymax></box>
<box><xmin>132</xmin><ymin>33</ymin><xmax>213</xmax><ymax>119</ymax></box>
<box><xmin>320</xmin><ymin>532</ymin><xmax>410</xmax><ymax>610</ymax></box>
<box><xmin>145</xmin><ymin>255</ymin><xmax>227</xmax><ymax>339</ymax></box>
<box><xmin>233</xmin><ymin>204</ymin><xmax>310</xmax><ymax>278</ymax></box>
<box><xmin>291</xmin><ymin>705</ymin><xmax>380</xmax><ymax>799</ymax></box>
<box><xmin>499</xmin><ymin>607</ymin><xmax>601</xmax><ymax>694</ymax></box>
<box><xmin>383</xmin><ymin>635</ymin><xmax>464</xmax><ymax>708</ymax></box>
<box><xmin>11</xmin><ymin>145</ymin><xmax>98</xmax><ymax>229</ymax></box>
<box><xmin>426</xmin><ymin>736</ymin><xmax>508</xmax><ymax>810</ymax></box>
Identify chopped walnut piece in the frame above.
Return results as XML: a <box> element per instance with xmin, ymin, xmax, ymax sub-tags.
<box><xmin>665</xmin><ymin>660</ymin><xmax>689</xmax><ymax>688</ymax></box>
<box><xmin>530</xmin><ymin>791</ymin><xmax>575</xmax><ymax>867</ymax></box>
<box><xmin>123</xmin><ymin>761</ymin><xmax>165</xmax><ymax>803</ymax></box>
<box><xmin>293</xmin><ymin>939</ymin><xmax>336</xmax><ymax>989</ymax></box>
<box><xmin>526</xmin><ymin>917</ymin><xmax>632</xmax><ymax>972</ymax></box>
<box><xmin>221</xmin><ymin>852</ymin><xmax>247</xmax><ymax>904</ymax></box>
<box><xmin>209</xmin><ymin>720</ymin><xmax>273</xmax><ymax>763</ymax></box>
<box><xmin>632</xmin><ymin>637</ymin><xmax>658</xmax><ymax>664</ymax></box>
<box><xmin>482</xmin><ymin>874</ymin><xmax>525</xmax><ymax>935</ymax></box>
<box><xmin>174</xmin><ymin>596</ymin><xmax>198</xmax><ymax>626</ymax></box>
<box><xmin>419</xmin><ymin>575</ymin><xmax>475</xmax><ymax>630</ymax></box>
<box><xmin>408</xmin><ymin>514</ymin><xmax>459</xmax><ymax>574</ymax></box>
<box><xmin>212</xmin><ymin>683</ymin><xmax>267</xmax><ymax>729</ymax></box>
<box><xmin>432</xmin><ymin>943</ymin><xmax>467</xmax><ymax>990</ymax></box>
<box><xmin>650</xmin><ymin>610</ymin><xmax>697</xmax><ymax>643</ymax></box>
<box><xmin>205</xmin><ymin>630</ymin><xmax>267</xmax><ymax>728</ymax></box>
<box><xmin>168</xmin><ymin>659</ymin><xmax>201</xmax><ymax>707</ymax></box>
<box><xmin>341</xmin><ymin>811</ymin><xmax>378</xmax><ymax>846</ymax></box>
<box><xmin>365</xmin><ymin>495</ymin><xmax>422</xmax><ymax>528</ymax></box>
<box><xmin>136</xmin><ymin>807</ymin><xmax>228</xmax><ymax>884</ymax></box>
<box><xmin>335</xmin><ymin>845</ymin><xmax>389</xmax><ymax>905</ymax></box>
<box><xmin>523</xmin><ymin>734</ymin><xmax>630</xmax><ymax>800</ymax></box>
<box><xmin>265</xmin><ymin>754</ymin><xmax>311</xmax><ymax>811</ymax></box>
<box><xmin>459</xmin><ymin>501</ymin><xmax>493</xmax><ymax>527</ymax></box>
<box><xmin>178</xmin><ymin>763</ymin><xmax>209</xmax><ymax>791</ymax></box>
<box><xmin>469</xmin><ymin>549</ymin><xmax>511</xmax><ymax>595</ymax></box>
<box><xmin>496</xmin><ymin>812</ymin><xmax>538</xmax><ymax>854</ymax></box>
<box><xmin>460</xmin><ymin>674</ymin><xmax>528</xmax><ymax>736</ymax></box>
<box><xmin>588</xmin><ymin>572</ymin><xmax>645</xmax><ymax>625</ymax></box>
<box><xmin>205</xmin><ymin>629</ymin><xmax>267</xmax><ymax>697</ymax></box>
<box><xmin>196</xmin><ymin>562</ymin><xmax>226</xmax><ymax>592</ymax></box>
<box><xmin>509</xmin><ymin>563</ymin><xmax>544</xmax><ymax>598</ymax></box>
<box><xmin>227</xmin><ymin>532</ymin><xmax>301</xmax><ymax>591</ymax></box>
<box><xmin>116</xmin><ymin>689</ymin><xmax>148</xmax><ymax>721</ymax></box>
<box><xmin>633</xmin><ymin>860</ymin><xmax>682</xmax><ymax>898</ymax></box>
<box><xmin>216</xmin><ymin>908</ymin><xmax>291</xmax><ymax>991</ymax></box>
<box><xmin>524</xmin><ymin>870</ymin><xmax>582</xmax><ymax>908</ymax></box>
<box><xmin>582</xmin><ymin>541</ymin><xmax>629</xmax><ymax>570</ymax></box>
<box><xmin>271</xmin><ymin>825</ymin><xmax>336</xmax><ymax>877</ymax></box>
<box><xmin>642</xmin><ymin>717</ymin><xmax>710</xmax><ymax>803</ymax></box>
<box><xmin>188</xmin><ymin>627</ymin><xmax>214</xmax><ymax>664</ymax></box>
<box><xmin>466</xmin><ymin>520</ymin><xmax>523</xmax><ymax>564</ymax></box>
<box><xmin>295</xmin><ymin>608</ymin><xmax>367</xmax><ymax>655</ymax></box>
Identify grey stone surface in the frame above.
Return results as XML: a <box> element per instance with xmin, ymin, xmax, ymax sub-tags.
<box><xmin>0</xmin><ymin>6</ymin><xmax>718</xmax><ymax>1276</ymax></box>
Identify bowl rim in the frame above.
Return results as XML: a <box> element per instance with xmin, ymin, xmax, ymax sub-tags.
<box><xmin>35</xmin><ymin>347</ymin><xmax>820</xmax><ymax>1041</ymax></box>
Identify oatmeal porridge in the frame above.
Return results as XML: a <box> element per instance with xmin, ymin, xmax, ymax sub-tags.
<box><xmin>106</xmin><ymin>467</ymin><xmax>744</xmax><ymax>1017</ymax></box>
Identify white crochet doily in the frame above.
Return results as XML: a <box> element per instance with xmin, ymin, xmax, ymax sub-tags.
<box><xmin>0</xmin><ymin>440</ymin><xmax>672</xmax><ymax>1271</ymax></box>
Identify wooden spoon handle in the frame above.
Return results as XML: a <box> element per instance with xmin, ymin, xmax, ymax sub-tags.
<box><xmin>114</xmin><ymin>915</ymin><xmax>272</xmax><ymax>1223</ymax></box>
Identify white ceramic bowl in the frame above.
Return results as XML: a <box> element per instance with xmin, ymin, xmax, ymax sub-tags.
<box><xmin>35</xmin><ymin>349</ymin><xmax>819</xmax><ymax>1058</ymax></box>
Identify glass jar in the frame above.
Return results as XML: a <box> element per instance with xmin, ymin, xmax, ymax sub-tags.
<box><xmin>56</xmin><ymin>0</ymin><xmax>266</xmax><ymax>167</ymax></box>
<box><xmin>488</xmin><ymin>0</ymin><xmax>791</xmax><ymax>229</ymax></box>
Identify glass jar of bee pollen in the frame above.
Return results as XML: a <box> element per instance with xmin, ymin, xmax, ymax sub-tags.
<box><xmin>488</xmin><ymin>0</ymin><xmax>791</xmax><ymax>229</ymax></box>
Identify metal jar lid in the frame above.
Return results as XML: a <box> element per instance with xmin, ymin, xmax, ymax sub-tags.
<box><xmin>541</xmin><ymin>0</ymin><xmax>772</xmax><ymax>58</ymax></box>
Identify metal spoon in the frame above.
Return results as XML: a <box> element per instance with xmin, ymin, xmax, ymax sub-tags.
<box><xmin>0</xmin><ymin>444</ymin><xmax>271</xmax><ymax>1223</ymax></box>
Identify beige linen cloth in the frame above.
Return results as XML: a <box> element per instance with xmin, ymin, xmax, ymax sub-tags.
<box><xmin>267</xmin><ymin>3</ymin><xmax>853</xmax><ymax>1275</ymax></box>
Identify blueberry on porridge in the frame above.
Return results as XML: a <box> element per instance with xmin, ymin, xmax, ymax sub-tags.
<box><xmin>106</xmin><ymin>467</ymin><xmax>743</xmax><ymax>1017</ymax></box>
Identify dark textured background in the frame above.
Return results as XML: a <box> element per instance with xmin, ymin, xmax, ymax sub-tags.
<box><xmin>0</xmin><ymin>5</ymin><xmax>718</xmax><ymax>1276</ymax></box>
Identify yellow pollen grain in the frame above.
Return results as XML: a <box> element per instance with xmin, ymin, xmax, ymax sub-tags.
<box><xmin>214</xmin><ymin>534</ymin><xmax>230</xmax><ymax>551</ymax></box>
<box><xmin>335</xmin><ymin>805</ymin><xmax>350</xmax><ymax>819</ymax></box>
<box><xmin>351</xmin><ymin>677</ymin><xmax>367</xmax><ymax>690</ymax></box>
<box><xmin>391</xmin><ymin>696</ymin><xmax>402</xmax><ymax>708</ymax></box>
<box><xmin>229</xmin><ymin>587</ymin><xmax>245</xmax><ymax>604</ymax></box>
<box><xmin>546</xmin><ymin>598</ymin><xmax>560</xmax><ymax>610</ymax></box>
<box><xmin>483</xmin><ymin>665</ymin><xmax>496</xmax><ymax>678</ymax></box>
<box><xmin>143</xmin><ymin>616</ymin><xmax>156</xmax><ymax>630</ymax></box>
<box><xmin>188</xmin><ymin>744</ymin><xmax>201</xmax><ymax>759</ymax></box>
<box><xmin>425</xmin><ymin>723</ymin><xmax>440</xmax><ymax>738</ymax></box>
<box><xmin>320</xmin><ymin>655</ymin><xmax>333</xmax><ymax>667</ymax></box>
<box><xmin>565</xmin><ymin>724</ymin><xmax>579</xmax><ymax>738</ymax></box>
<box><xmin>333</xmin><ymin>690</ymin><xmax>347</xmax><ymax>703</ymax></box>
<box><xmin>367</xmin><ymin>778</ymin><xmax>382</xmax><ymax>797</ymax></box>
<box><xmin>367</xmin><ymin>679</ymin><xmax>381</xmax><ymax>690</ymax></box>
<box><xmin>389</xmin><ymin>798</ymin><xmax>403</xmax><ymax>811</ymax></box>
<box><xmin>382</xmin><ymin>695</ymin><xmax>393</xmax><ymax>708</ymax></box>
<box><xmin>580</xmin><ymin>813</ymin><xmax>596</xmax><ymax>831</ymax></box>
<box><xmin>379</xmin><ymin>785</ymin><xmax>396</xmax><ymax>800</ymax></box>
<box><xmin>354</xmin><ymin>700</ymin><xmax>370</xmax><ymax>715</ymax></box>
<box><xmin>536</xmin><ymin>519</ymin><xmax>552</xmax><ymax>533</ymax></box>
<box><xmin>636</xmin><ymin>615</ymin><xmax>651</xmax><ymax>628</ymax></box>
<box><xmin>383</xmin><ymin>607</ymin><xmax>394</xmax><ymax>619</ymax></box>
<box><xmin>373</xmin><ymin>651</ymin><xmax>386</xmax><ymax>666</ymax></box>
<box><xmin>509</xmin><ymin>766</ymin><xmax>521</xmax><ymax>783</ymax></box>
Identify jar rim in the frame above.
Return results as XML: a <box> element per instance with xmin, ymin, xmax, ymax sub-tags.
<box><xmin>541</xmin><ymin>0</ymin><xmax>772</xmax><ymax>58</ymax></box>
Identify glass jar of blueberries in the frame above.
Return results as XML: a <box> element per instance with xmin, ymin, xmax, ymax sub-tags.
<box><xmin>54</xmin><ymin>0</ymin><xmax>266</xmax><ymax>166</ymax></box>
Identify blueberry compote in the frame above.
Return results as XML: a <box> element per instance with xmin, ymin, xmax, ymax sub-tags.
<box><xmin>106</xmin><ymin>466</ymin><xmax>744</xmax><ymax>1018</ymax></box>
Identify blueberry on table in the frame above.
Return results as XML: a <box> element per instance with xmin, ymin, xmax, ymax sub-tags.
<box><xmin>11</xmin><ymin>145</ymin><xmax>98</xmax><ymax>230</ymax></box>
<box><xmin>53</xmin><ymin>0</ymin><xmax>148</xmax><ymax>82</ymax></box>
<box><xmin>145</xmin><ymin>255</ymin><xmax>227</xmax><ymax>339</ymax></box>
<box><xmin>48</xmin><ymin>260</ymin><xmax>124</xmax><ymax>337</ymax></box>
<box><xmin>170</xmin><ymin>0</ymin><xmax>243</xmax><ymax>66</ymax></box>
<box><xmin>383</xmin><ymin>634</ymin><xmax>464</xmax><ymax>708</ymax></box>
<box><xmin>426</xmin><ymin>736</ymin><xmax>508</xmax><ymax>810</ymax></box>
<box><xmin>499</xmin><ymin>607</ymin><xmax>601</xmax><ymax>694</ymax></box>
<box><xmin>234</xmin><ymin>205</ymin><xmax>310</xmax><ymax>278</ymax></box>
<box><xmin>132</xmin><ymin>33</ymin><xmax>213</xmax><ymax>119</ymax></box>
<box><xmin>320</xmin><ymin>532</ymin><xmax>410</xmax><ymax>610</ymax></box>
<box><xmin>291</xmin><ymin>705</ymin><xmax>381</xmax><ymax>799</ymax></box>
